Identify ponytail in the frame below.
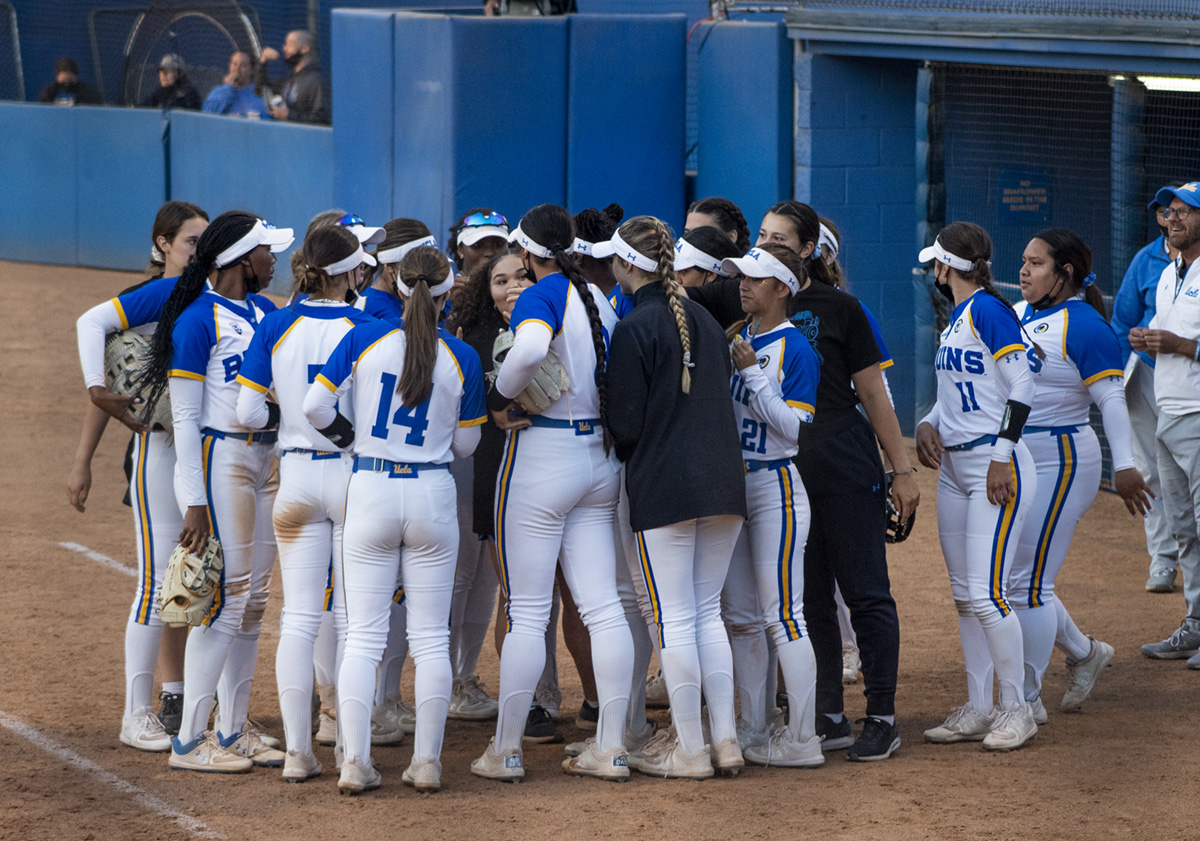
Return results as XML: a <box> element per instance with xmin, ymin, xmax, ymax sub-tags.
<box><xmin>395</xmin><ymin>246</ymin><xmax>448</xmax><ymax>407</ymax></box>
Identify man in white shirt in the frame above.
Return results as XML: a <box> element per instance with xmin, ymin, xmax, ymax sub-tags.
<box><xmin>1132</xmin><ymin>181</ymin><xmax>1200</xmax><ymax>667</ymax></box>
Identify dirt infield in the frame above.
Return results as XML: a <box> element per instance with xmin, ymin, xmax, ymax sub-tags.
<box><xmin>1</xmin><ymin>259</ymin><xmax>1194</xmax><ymax>841</ymax></box>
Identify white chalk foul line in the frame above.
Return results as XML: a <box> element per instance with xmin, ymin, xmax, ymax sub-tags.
<box><xmin>58</xmin><ymin>541</ymin><xmax>137</xmax><ymax>577</ymax></box>
<box><xmin>0</xmin><ymin>710</ymin><xmax>223</xmax><ymax>839</ymax></box>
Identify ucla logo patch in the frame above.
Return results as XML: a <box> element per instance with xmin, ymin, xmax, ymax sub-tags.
<box><xmin>1187</xmin><ymin>287</ymin><xmax>1200</xmax><ymax>299</ymax></box>
<box><xmin>1034</xmin><ymin>322</ymin><xmax>1049</xmax><ymax>333</ymax></box>
<box><xmin>613</xmin><ymin>755</ymin><xmax>628</xmax><ymax>768</ymax></box>
<box><xmin>504</xmin><ymin>755</ymin><xmax>522</xmax><ymax>769</ymax></box>
<box><xmin>953</xmin><ymin>319</ymin><xmax>963</xmax><ymax>333</ymax></box>
<box><xmin>758</xmin><ymin>355</ymin><xmax>770</xmax><ymax>369</ymax></box>
<box><xmin>230</xmin><ymin>322</ymin><xmax>243</xmax><ymax>335</ymax></box>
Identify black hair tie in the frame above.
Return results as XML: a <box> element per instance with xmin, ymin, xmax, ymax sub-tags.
<box><xmin>415</xmin><ymin>273</ymin><xmax>430</xmax><ymax>284</ymax></box>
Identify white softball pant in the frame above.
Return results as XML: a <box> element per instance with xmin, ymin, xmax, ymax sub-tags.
<box><xmin>491</xmin><ymin>425</ymin><xmax>633</xmax><ymax>755</ymax></box>
<box><xmin>273</xmin><ymin>450</ymin><xmax>351</xmax><ymax>754</ymax></box>
<box><xmin>937</xmin><ymin>442</ymin><xmax>1037</xmax><ymax>710</ymax></box>
<box><xmin>175</xmin><ymin>432</ymin><xmax>278</xmax><ymax>743</ymax></box>
<box><xmin>338</xmin><ymin>465</ymin><xmax>458</xmax><ymax>766</ymax></box>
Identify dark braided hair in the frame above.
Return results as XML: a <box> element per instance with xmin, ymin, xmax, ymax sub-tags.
<box><xmin>688</xmin><ymin>196</ymin><xmax>751</xmax><ymax>254</ymax></box>
<box><xmin>143</xmin><ymin>211</ymin><xmax>260</xmax><ymax>413</ymax></box>
<box><xmin>766</xmin><ymin>201</ymin><xmax>839</xmax><ymax>288</ymax></box>
<box><xmin>573</xmin><ymin>203</ymin><xmax>624</xmax><ymax>244</ymax></box>
<box><xmin>519</xmin><ymin>203</ymin><xmax>611</xmax><ymax>450</ymax></box>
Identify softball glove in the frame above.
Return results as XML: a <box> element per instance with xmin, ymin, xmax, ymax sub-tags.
<box><xmin>104</xmin><ymin>329</ymin><xmax>172</xmax><ymax>430</ymax></box>
<box><xmin>156</xmin><ymin>536</ymin><xmax>224</xmax><ymax>628</ymax></box>
<box><xmin>884</xmin><ymin>471</ymin><xmax>916</xmax><ymax>544</ymax></box>
<box><xmin>491</xmin><ymin>330</ymin><xmax>570</xmax><ymax>415</ymax></box>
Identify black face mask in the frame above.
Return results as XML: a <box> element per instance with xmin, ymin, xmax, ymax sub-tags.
<box><xmin>933</xmin><ymin>265</ymin><xmax>954</xmax><ymax>302</ymax></box>
<box><xmin>1028</xmin><ymin>273</ymin><xmax>1068</xmax><ymax>311</ymax></box>
<box><xmin>284</xmin><ymin>50</ymin><xmax>304</xmax><ymax>68</ymax></box>
<box><xmin>242</xmin><ymin>259</ymin><xmax>262</xmax><ymax>295</ymax></box>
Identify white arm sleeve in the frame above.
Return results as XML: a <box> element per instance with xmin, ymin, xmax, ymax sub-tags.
<box><xmin>76</xmin><ymin>300</ymin><xmax>126</xmax><ymax>389</ymax></box>
<box><xmin>1089</xmin><ymin>375</ymin><xmax>1136</xmax><ymax>472</ymax></box>
<box><xmin>990</xmin><ymin>350</ymin><xmax>1037</xmax><ymax>463</ymax></box>
<box><xmin>738</xmin><ymin>363</ymin><xmax>808</xmax><ymax>442</ymax></box>
<box><xmin>236</xmin><ymin>385</ymin><xmax>271</xmax><ymax>430</ymax></box>
<box><xmin>170</xmin><ymin>376</ymin><xmax>207</xmax><ymax>507</ymax></box>
<box><xmin>881</xmin><ymin>368</ymin><xmax>895</xmax><ymax>409</ymax></box>
<box><xmin>451</xmin><ymin>424</ymin><xmax>482</xmax><ymax>461</ymax></box>
<box><xmin>919</xmin><ymin>401</ymin><xmax>941</xmax><ymax>431</ymax></box>
<box><xmin>303</xmin><ymin>380</ymin><xmax>341</xmax><ymax>431</ymax></box>
<box><xmin>496</xmin><ymin>322</ymin><xmax>553</xmax><ymax>400</ymax></box>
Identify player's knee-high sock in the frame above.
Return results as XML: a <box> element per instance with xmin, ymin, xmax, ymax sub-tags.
<box><xmin>623</xmin><ymin>600</ymin><xmax>653</xmax><ymax>730</ymax></box>
<box><xmin>178</xmin><ymin>627</ymin><xmax>236</xmax><ymax>744</ymax></box>
<box><xmin>277</xmin><ymin>632</ymin><xmax>315</xmax><ymax>753</ymax></box>
<box><xmin>216</xmin><ymin>630</ymin><xmax>260</xmax><ymax>736</ymax></box>
<box><xmin>727</xmin><ymin>623</ymin><xmax>769</xmax><ymax>732</ymax></box>
<box><xmin>313</xmin><ymin>611</ymin><xmax>337</xmax><ymax>688</ymax></box>
<box><xmin>978</xmin><ymin>611</ymin><xmax>1025</xmax><ymax>708</ymax></box>
<box><xmin>698</xmin><ymin>639</ymin><xmax>737</xmax><ymax>745</ymax></box>
<box><xmin>495</xmin><ymin>631</ymin><xmax>545</xmax><ymax>751</ymax></box>
<box><xmin>412</xmin><ymin>659</ymin><xmax>451</xmax><ymax>762</ymax></box>
<box><xmin>124</xmin><ymin>621</ymin><xmax>164</xmax><ymax>718</ymax></box>
<box><xmin>337</xmin><ymin>655</ymin><xmax>375</xmax><ymax>763</ymax></box>
<box><xmin>955</xmin><ymin>605</ymin><xmax>994</xmax><ymax>711</ymax></box>
<box><xmin>660</xmin><ymin>644</ymin><xmax>703</xmax><ymax>754</ymax></box>
<box><xmin>588</xmin><ymin>621</ymin><xmax>633</xmax><ymax>753</ymax></box>
<box><xmin>1053</xmin><ymin>598</ymin><xmax>1092</xmax><ymax>662</ymax></box>
<box><xmin>765</xmin><ymin>639</ymin><xmax>779</xmax><ymax>721</ymax></box>
<box><xmin>775</xmin><ymin>636</ymin><xmax>818</xmax><ymax>741</ymax></box>
<box><xmin>1014</xmin><ymin>601</ymin><xmax>1057</xmax><ymax>702</ymax></box>
<box><xmin>375</xmin><ymin>601</ymin><xmax>407</xmax><ymax>705</ymax></box>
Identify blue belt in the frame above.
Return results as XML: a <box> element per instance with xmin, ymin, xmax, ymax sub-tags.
<box><xmin>527</xmin><ymin>416</ymin><xmax>599</xmax><ymax>436</ymax></box>
<box><xmin>1024</xmin><ymin>425</ymin><xmax>1079</xmax><ymax>436</ymax></box>
<box><xmin>201</xmin><ymin>427</ymin><xmax>278</xmax><ymax>445</ymax></box>
<box><xmin>945</xmin><ymin>434</ymin><xmax>997</xmax><ymax>452</ymax></box>
<box><xmin>284</xmin><ymin>448</ymin><xmax>343</xmax><ymax>460</ymax></box>
<box><xmin>744</xmin><ymin>458</ymin><xmax>791</xmax><ymax>473</ymax></box>
<box><xmin>353</xmin><ymin>456</ymin><xmax>449</xmax><ymax>477</ymax></box>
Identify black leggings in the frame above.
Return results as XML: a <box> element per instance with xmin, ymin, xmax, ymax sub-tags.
<box><xmin>795</xmin><ymin>413</ymin><xmax>899</xmax><ymax>718</ymax></box>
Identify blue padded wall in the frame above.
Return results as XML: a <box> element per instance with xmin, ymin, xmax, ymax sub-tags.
<box><xmin>331</xmin><ymin>9</ymin><xmax>396</xmax><ymax>226</ymax></box>
<box><xmin>0</xmin><ymin>103</ymin><xmax>164</xmax><ymax>269</ymax></box>
<box><xmin>566</xmin><ymin>14</ymin><xmax>686</xmax><ymax>228</ymax></box>
<box><xmin>695</xmin><ymin>21</ymin><xmax>792</xmax><ymax>226</ymax></box>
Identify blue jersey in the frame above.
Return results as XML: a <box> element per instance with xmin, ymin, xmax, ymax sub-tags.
<box><xmin>237</xmin><ymin>300</ymin><xmax>378</xmax><ymax>450</ymax></box>
<box><xmin>858</xmin><ymin>300</ymin><xmax>893</xmax><ymax>369</ymax></box>
<box><xmin>1112</xmin><ymin>235</ymin><xmax>1171</xmax><ymax>368</ymax></box>
<box><xmin>608</xmin><ymin>284</ymin><xmax>634</xmax><ymax>320</ymax></box>
<box><xmin>169</xmin><ymin>291</ymin><xmax>278</xmax><ymax>432</ymax></box>
<box><xmin>314</xmin><ymin>322</ymin><xmax>486</xmax><ymax>464</ymax></box>
<box><xmin>355</xmin><ymin>286</ymin><xmax>405</xmax><ymax>322</ymax></box>
<box><xmin>730</xmin><ymin>322</ymin><xmax>819</xmax><ymax>460</ymax></box>
<box><xmin>111</xmin><ymin>275</ymin><xmax>181</xmax><ymax>335</ymax></box>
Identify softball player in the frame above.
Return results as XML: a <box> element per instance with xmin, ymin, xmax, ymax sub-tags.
<box><xmin>719</xmin><ymin>244</ymin><xmax>824</xmax><ymax>768</ymax></box>
<box><xmin>685</xmin><ymin>196</ymin><xmax>752</xmax><ymax>254</ymax></box>
<box><xmin>473</xmin><ymin>203</ymin><xmax>634</xmax><ymax>783</ymax></box>
<box><xmin>915</xmin><ymin>222</ymin><xmax>1039</xmax><ymax>751</ymax></box>
<box><xmin>358</xmin><ymin>218</ymin><xmax>437</xmax><ymax>321</ymax></box>
<box><xmin>602</xmin><ymin>216</ymin><xmax>747</xmax><ymax>779</ymax></box>
<box><xmin>235</xmin><ymin>225</ymin><xmax>380</xmax><ymax>781</ymax></box>
<box><xmin>1011</xmin><ymin>229</ymin><xmax>1151</xmax><ymax>716</ymax></box>
<box><xmin>72</xmin><ymin>201</ymin><xmax>209</xmax><ymax>750</ymax></box>
<box><xmin>141</xmin><ymin>211</ymin><xmax>294</xmax><ymax>772</ymax></box>
<box><xmin>672</xmin><ymin>226</ymin><xmax>739</xmax><ymax>288</ymax></box>
<box><xmin>304</xmin><ymin>245</ymin><xmax>485</xmax><ymax>794</ymax></box>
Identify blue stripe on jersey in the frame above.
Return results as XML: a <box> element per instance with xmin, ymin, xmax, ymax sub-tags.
<box><xmin>323</xmin><ymin>558</ymin><xmax>334</xmax><ymax>611</ymax></box>
<box><xmin>134</xmin><ymin>432</ymin><xmax>155</xmax><ymax>625</ymax></box>
<box><xmin>1030</xmin><ymin>433</ymin><xmax>1077</xmax><ymax>608</ymax></box>
<box><xmin>200</xmin><ymin>433</ymin><xmax>224</xmax><ymax>626</ymax></box>
<box><xmin>636</xmin><ymin>531</ymin><xmax>666</xmax><ymax>648</ymax></box>
<box><xmin>494</xmin><ymin>429</ymin><xmax>521</xmax><ymax>633</ymax></box>
<box><xmin>774</xmin><ymin>466</ymin><xmax>802</xmax><ymax>642</ymax></box>
<box><xmin>988</xmin><ymin>456</ymin><xmax>1022</xmax><ymax>617</ymax></box>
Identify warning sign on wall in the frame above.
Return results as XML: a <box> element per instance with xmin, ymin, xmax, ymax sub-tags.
<box><xmin>997</xmin><ymin>169</ymin><xmax>1050</xmax><ymax>225</ymax></box>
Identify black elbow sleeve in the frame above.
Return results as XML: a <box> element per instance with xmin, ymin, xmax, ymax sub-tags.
<box><xmin>264</xmin><ymin>401</ymin><xmax>281</xmax><ymax>430</ymax></box>
<box><xmin>997</xmin><ymin>400</ymin><xmax>1031</xmax><ymax>442</ymax></box>
<box><xmin>317</xmin><ymin>412</ymin><xmax>355</xmax><ymax>448</ymax></box>
<box><xmin>486</xmin><ymin>382</ymin><xmax>511</xmax><ymax>414</ymax></box>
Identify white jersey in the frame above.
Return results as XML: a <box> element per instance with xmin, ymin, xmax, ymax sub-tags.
<box><xmin>1017</xmin><ymin>299</ymin><xmax>1124</xmax><ymax>428</ymax></box>
<box><xmin>169</xmin><ymin>290</ymin><xmax>277</xmax><ymax>432</ymax></box>
<box><xmin>1149</xmin><ymin>257</ymin><xmax>1200</xmax><ymax>415</ymax></box>
<box><xmin>934</xmin><ymin>291</ymin><xmax>1031</xmax><ymax>447</ymax></box>
<box><xmin>311</xmin><ymin>321</ymin><xmax>486</xmax><ymax>464</ymax></box>
<box><xmin>730</xmin><ymin>322</ymin><xmax>819</xmax><ymax>460</ymax></box>
<box><xmin>236</xmin><ymin>299</ymin><xmax>377</xmax><ymax>451</ymax></box>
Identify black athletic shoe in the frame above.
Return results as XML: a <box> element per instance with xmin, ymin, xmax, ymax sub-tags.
<box><xmin>159</xmin><ymin>691</ymin><xmax>183</xmax><ymax>737</ymax></box>
<box><xmin>575</xmin><ymin>700</ymin><xmax>598</xmax><ymax>732</ymax></box>
<box><xmin>523</xmin><ymin>705</ymin><xmax>563</xmax><ymax>744</ymax></box>
<box><xmin>816</xmin><ymin>714</ymin><xmax>853</xmax><ymax>751</ymax></box>
<box><xmin>847</xmin><ymin>716</ymin><xmax>900</xmax><ymax>762</ymax></box>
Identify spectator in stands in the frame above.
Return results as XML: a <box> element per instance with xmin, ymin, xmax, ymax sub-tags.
<box><xmin>202</xmin><ymin>51</ymin><xmax>269</xmax><ymax>118</ymax></box>
<box><xmin>37</xmin><ymin>57</ymin><xmax>102</xmax><ymax>106</ymax></box>
<box><xmin>1112</xmin><ymin>188</ymin><xmax>1180</xmax><ymax>594</ymax></box>
<box><xmin>142</xmin><ymin>54</ymin><xmax>200</xmax><ymax>111</ymax></box>
<box><xmin>1131</xmin><ymin>182</ymin><xmax>1200</xmax><ymax>667</ymax></box>
<box><xmin>258</xmin><ymin>31</ymin><xmax>329</xmax><ymax>125</ymax></box>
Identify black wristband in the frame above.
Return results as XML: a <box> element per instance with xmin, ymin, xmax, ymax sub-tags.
<box><xmin>265</xmin><ymin>401</ymin><xmax>281</xmax><ymax>429</ymax></box>
<box><xmin>997</xmin><ymin>400</ymin><xmax>1031</xmax><ymax>442</ymax></box>
<box><xmin>486</xmin><ymin>382</ymin><xmax>512</xmax><ymax>414</ymax></box>
<box><xmin>317</xmin><ymin>412</ymin><xmax>355</xmax><ymax>448</ymax></box>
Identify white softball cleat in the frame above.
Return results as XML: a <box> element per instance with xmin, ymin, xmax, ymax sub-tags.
<box><xmin>923</xmin><ymin>704</ymin><xmax>996</xmax><ymax>743</ymax></box>
<box><xmin>842</xmin><ymin>643</ymin><xmax>862</xmax><ymax>684</ymax></box>
<box><xmin>735</xmin><ymin>717</ymin><xmax>768</xmax><ymax>751</ymax></box>
<box><xmin>449</xmin><ymin>676</ymin><xmax>499</xmax><ymax>721</ymax></box>
<box><xmin>402</xmin><ymin>757</ymin><xmax>443</xmax><ymax>792</ymax></box>
<box><xmin>245</xmin><ymin>718</ymin><xmax>281</xmax><ymax>749</ymax></box>
<box><xmin>168</xmin><ymin>731</ymin><xmax>253</xmax><ymax>773</ymax></box>
<box><xmin>338</xmin><ymin>758</ymin><xmax>382</xmax><ymax>795</ymax></box>
<box><xmin>120</xmin><ymin>712</ymin><xmax>173</xmax><ymax>753</ymax></box>
<box><xmin>470</xmin><ymin>738</ymin><xmax>524</xmax><ymax>782</ymax></box>
<box><xmin>743</xmin><ymin>729</ymin><xmax>824</xmax><ymax>768</ymax></box>
<box><xmin>1061</xmin><ymin>639</ymin><xmax>1114</xmax><ymax>712</ymax></box>
<box><xmin>982</xmin><ymin>704</ymin><xmax>1037</xmax><ymax>751</ymax></box>
<box><xmin>223</xmin><ymin>722</ymin><xmax>286</xmax><ymax>766</ymax></box>
<box><xmin>1030</xmin><ymin>697</ymin><xmax>1048</xmax><ymax>725</ymax></box>
<box><xmin>561</xmin><ymin>738</ymin><xmax>629</xmax><ymax>782</ymax></box>
<box><xmin>370</xmin><ymin>703</ymin><xmax>405</xmax><ymax>746</ymax></box>
<box><xmin>645</xmin><ymin>669</ymin><xmax>669</xmax><ymax>709</ymax></box>
<box><xmin>281</xmin><ymin>749</ymin><xmax>322</xmax><ymax>782</ymax></box>
<box><xmin>710</xmin><ymin>738</ymin><xmax>745</xmax><ymax>776</ymax></box>
<box><xmin>315</xmin><ymin>712</ymin><xmax>337</xmax><ymax>746</ymax></box>
<box><xmin>632</xmin><ymin>731</ymin><xmax>714</xmax><ymax>780</ymax></box>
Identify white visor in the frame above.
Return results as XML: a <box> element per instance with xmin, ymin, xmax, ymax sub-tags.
<box><xmin>817</xmin><ymin>223</ymin><xmax>839</xmax><ymax>262</ymax></box>
<box><xmin>397</xmin><ymin>269</ymin><xmax>454</xmax><ymax>299</ymax></box>
<box><xmin>511</xmin><ymin>223</ymin><xmax>555</xmax><ymax>259</ymax></box>
<box><xmin>573</xmin><ymin>238</ymin><xmax>597</xmax><ymax>257</ymax></box>
<box><xmin>343</xmin><ymin>223</ymin><xmax>386</xmax><ymax>246</ymax></box>
<box><xmin>214</xmin><ymin>219</ymin><xmax>295</xmax><ymax>268</ymax></box>
<box><xmin>375</xmin><ymin>235</ymin><xmax>438</xmax><ymax>265</ymax></box>
<box><xmin>721</xmin><ymin>248</ymin><xmax>800</xmax><ymax>295</ymax></box>
<box><xmin>322</xmin><ymin>245</ymin><xmax>376</xmax><ymax>276</ymax></box>
<box><xmin>672</xmin><ymin>237</ymin><xmax>727</xmax><ymax>276</ymax></box>
<box><xmin>459</xmin><ymin>225</ymin><xmax>510</xmax><ymax>247</ymax></box>
<box><xmin>592</xmin><ymin>230</ymin><xmax>659</xmax><ymax>272</ymax></box>
<box><xmin>918</xmin><ymin>238</ymin><xmax>974</xmax><ymax>272</ymax></box>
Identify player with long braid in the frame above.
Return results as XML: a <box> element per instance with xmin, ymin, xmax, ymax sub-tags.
<box><xmin>473</xmin><ymin>203</ymin><xmax>634</xmax><ymax>782</ymax></box>
<box><xmin>686</xmin><ymin>196</ymin><xmax>752</xmax><ymax>254</ymax></box>
<box><xmin>604</xmin><ymin>215</ymin><xmax>747</xmax><ymax>778</ymax></box>
<box><xmin>142</xmin><ymin>210</ymin><xmax>294</xmax><ymax>772</ymax></box>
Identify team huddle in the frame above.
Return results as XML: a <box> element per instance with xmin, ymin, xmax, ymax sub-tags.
<box><xmin>71</xmin><ymin>193</ymin><xmax>1153</xmax><ymax>794</ymax></box>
